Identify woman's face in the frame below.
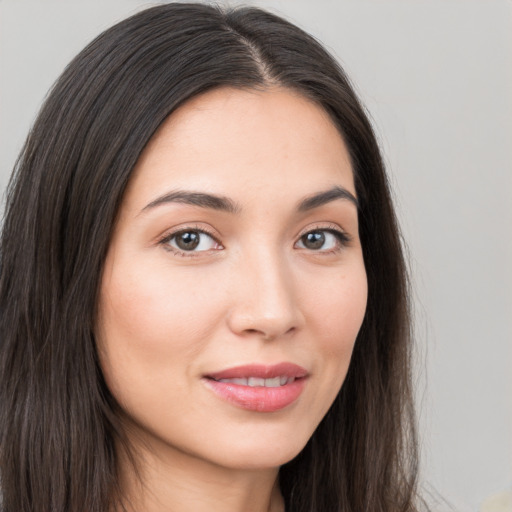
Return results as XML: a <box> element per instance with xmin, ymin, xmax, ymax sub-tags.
<box><xmin>96</xmin><ymin>87</ymin><xmax>367</xmax><ymax>470</ymax></box>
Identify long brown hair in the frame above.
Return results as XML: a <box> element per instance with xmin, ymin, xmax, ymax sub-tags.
<box><xmin>0</xmin><ymin>3</ymin><xmax>420</xmax><ymax>511</ymax></box>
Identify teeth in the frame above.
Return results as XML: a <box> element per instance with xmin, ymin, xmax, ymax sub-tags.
<box><xmin>217</xmin><ymin>376</ymin><xmax>295</xmax><ymax>387</ymax></box>
<box><xmin>219</xmin><ymin>378</ymin><xmax>248</xmax><ymax>385</ymax></box>
<box><xmin>248</xmin><ymin>377</ymin><xmax>265</xmax><ymax>387</ymax></box>
<box><xmin>264</xmin><ymin>377</ymin><xmax>281</xmax><ymax>388</ymax></box>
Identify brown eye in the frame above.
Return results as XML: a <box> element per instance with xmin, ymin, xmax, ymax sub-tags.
<box><xmin>301</xmin><ymin>231</ymin><xmax>326</xmax><ymax>250</ymax></box>
<box><xmin>175</xmin><ymin>231</ymin><xmax>200</xmax><ymax>250</ymax></box>
<box><xmin>296</xmin><ymin>229</ymin><xmax>348</xmax><ymax>251</ymax></box>
<box><xmin>165</xmin><ymin>230</ymin><xmax>219</xmax><ymax>252</ymax></box>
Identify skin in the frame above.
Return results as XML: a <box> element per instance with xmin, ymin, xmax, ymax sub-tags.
<box><xmin>97</xmin><ymin>87</ymin><xmax>368</xmax><ymax>512</ymax></box>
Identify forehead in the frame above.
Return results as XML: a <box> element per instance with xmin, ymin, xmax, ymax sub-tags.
<box><xmin>125</xmin><ymin>86</ymin><xmax>355</xmax><ymax>211</ymax></box>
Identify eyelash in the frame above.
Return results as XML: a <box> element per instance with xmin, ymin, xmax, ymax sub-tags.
<box><xmin>158</xmin><ymin>225</ymin><xmax>221</xmax><ymax>258</ymax></box>
<box><xmin>297</xmin><ymin>225</ymin><xmax>352</xmax><ymax>254</ymax></box>
<box><xmin>158</xmin><ymin>224</ymin><xmax>351</xmax><ymax>258</ymax></box>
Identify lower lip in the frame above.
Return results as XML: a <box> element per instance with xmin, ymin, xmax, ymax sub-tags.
<box><xmin>203</xmin><ymin>378</ymin><xmax>306</xmax><ymax>412</ymax></box>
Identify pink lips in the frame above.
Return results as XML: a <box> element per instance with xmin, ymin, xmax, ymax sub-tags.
<box><xmin>203</xmin><ymin>363</ymin><xmax>308</xmax><ymax>413</ymax></box>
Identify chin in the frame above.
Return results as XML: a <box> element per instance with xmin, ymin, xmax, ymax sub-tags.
<box><xmin>215</xmin><ymin>447</ymin><xmax>304</xmax><ymax>471</ymax></box>
<box><xmin>200</xmin><ymin>427</ymin><xmax>312</xmax><ymax>470</ymax></box>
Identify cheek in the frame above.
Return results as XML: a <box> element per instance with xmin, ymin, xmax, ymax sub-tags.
<box><xmin>95</xmin><ymin>257</ymin><xmax>228</xmax><ymax>403</ymax></box>
<box><xmin>306</xmin><ymin>263</ymin><xmax>367</xmax><ymax>345</ymax></box>
<box><xmin>302</xmin><ymin>262</ymin><xmax>367</xmax><ymax>392</ymax></box>
<box><xmin>99</xmin><ymin>261</ymin><xmax>222</xmax><ymax>352</ymax></box>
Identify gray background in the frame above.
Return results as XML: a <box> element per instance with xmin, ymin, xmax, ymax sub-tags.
<box><xmin>0</xmin><ymin>1</ymin><xmax>510</xmax><ymax>510</ymax></box>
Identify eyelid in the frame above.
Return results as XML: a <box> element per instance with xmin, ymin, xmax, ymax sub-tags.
<box><xmin>157</xmin><ymin>224</ymin><xmax>223</xmax><ymax>257</ymax></box>
<box><xmin>295</xmin><ymin>223</ymin><xmax>352</xmax><ymax>251</ymax></box>
<box><xmin>297</xmin><ymin>222</ymin><xmax>351</xmax><ymax>240</ymax></box>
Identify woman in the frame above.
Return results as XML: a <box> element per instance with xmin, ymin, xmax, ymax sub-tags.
<box><xmin>0</xmin><ymin>3</ymin><xmax>420</xmax><ymax>512</ymax></box>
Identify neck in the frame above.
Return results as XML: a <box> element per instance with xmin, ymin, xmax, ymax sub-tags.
<box><xmin>115</xmin><ymin>437</ymin><xmax>285</xmax><ymax>512</ymax></box>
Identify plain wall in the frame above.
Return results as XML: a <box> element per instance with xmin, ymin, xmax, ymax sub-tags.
<box><xmin>1</xmin><ymin>1</ymin><xmax>511</xmax><ymax>510</ymax></box>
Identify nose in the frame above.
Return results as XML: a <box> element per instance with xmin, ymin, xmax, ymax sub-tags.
<box><xmin>226</xmin><ymin>248</ymin><xmax>304</xmax><ymax>341</ymax></box>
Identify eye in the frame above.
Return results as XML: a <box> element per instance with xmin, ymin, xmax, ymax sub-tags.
<box><xmin>295</xmin><ymin>229</ymin><xmax>349</xmax><ymax>251</ymax></box>
<box><xmin>162</xmin><ymin>229</ymin><xmax>221</xmax><ymax>253</ymax></box>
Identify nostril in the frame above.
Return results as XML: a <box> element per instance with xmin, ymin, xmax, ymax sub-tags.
<box><xmin>241</xmin><ymin>326</ymin><xmax>296</xmax><ymax>341</ymax></box>
<box><xmin>226</xmin><ymin>297</ymin><xmax>304</xmax><ymax>340</ymax></box>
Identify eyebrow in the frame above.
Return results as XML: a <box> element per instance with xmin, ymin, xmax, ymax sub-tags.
<box><xmin>142</xmin><ymin>190</ymin><xmax>241</xmax><ymax>214</ymax></box>
<box><xmin>141</xmin><ymin>185</ymin><xmax>358</xmax><ymax>215</ymax></box>
<box><xmin>297</xmin><ymin>186</ymin><xmax>359</xmax><ymax>211</ymax></box>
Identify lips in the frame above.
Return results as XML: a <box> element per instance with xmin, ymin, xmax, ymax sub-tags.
<box><xmin>203</xmin><ymin>363</ymin><xmax>308</xmax><ymax>412</ymax></box>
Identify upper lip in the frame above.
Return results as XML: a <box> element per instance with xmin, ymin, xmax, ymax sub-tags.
<box><xmin>206</xmin><ymin>362</ymin><xmax>308</xmax><ymax>381</ymax></box>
